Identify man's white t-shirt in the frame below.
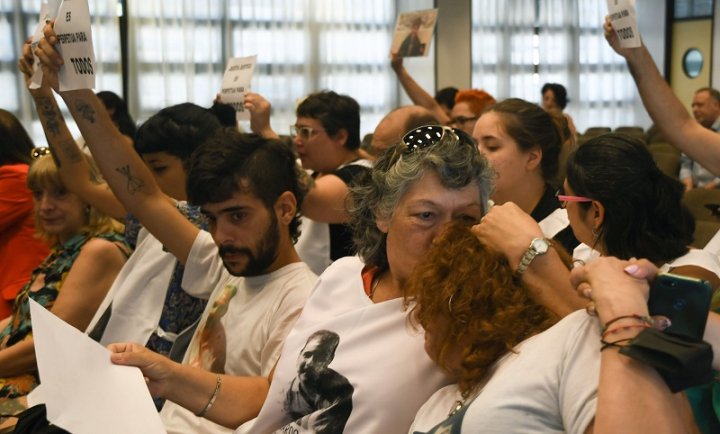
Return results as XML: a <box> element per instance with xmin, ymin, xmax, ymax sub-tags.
<box><xmin>238</xmin><ymin>256</ymin><xmax>449</xmax><ymax>434</ymax></box>
<box><xmin>161</xmin><ymin>231</ymin><xmax>317</xmax><ymax>434</ymax></box>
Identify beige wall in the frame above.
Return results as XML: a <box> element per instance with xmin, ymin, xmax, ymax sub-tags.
<box><xmin>671</xmin><ymin>19</ymin><xmax>712</xmax><ymax>112</ymax></box>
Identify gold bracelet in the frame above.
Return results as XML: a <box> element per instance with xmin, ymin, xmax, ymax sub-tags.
<box><xmin>196</xmin><ymin>374</ymin><xmax>222</xmax><ymax>418</ymax></box>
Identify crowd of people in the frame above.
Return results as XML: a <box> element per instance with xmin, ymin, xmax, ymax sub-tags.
<box><xmin>2</xmin><ymin>13</ymin><xmax>720</xmax><ymax>434</ymax></box>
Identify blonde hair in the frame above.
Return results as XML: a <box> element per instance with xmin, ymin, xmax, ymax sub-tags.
<box><xmin>27</xmin><ymin>153</ymin><xmax>124</xmax><ymax>243</ymax></box>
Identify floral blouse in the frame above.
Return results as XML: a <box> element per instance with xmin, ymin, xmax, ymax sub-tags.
<box><xmin>0</xmin><ymin>231</ymin><xmax>128</xmax><ymax>399</ymax></box>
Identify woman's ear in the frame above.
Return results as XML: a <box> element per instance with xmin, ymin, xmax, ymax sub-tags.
<box><xmin>332</xmin><ymin>128</ymin><xmax>349</xmax><ymax>149</ymax></box>
<box><xmin>590</xmin><ymin>200</ymin><xmax>605</xmax><ymax>232</ymax></box>
<box><xmin>525</xmin><ymin>146</ymin><xmax>542</xmax><ymax>172</ymax></box>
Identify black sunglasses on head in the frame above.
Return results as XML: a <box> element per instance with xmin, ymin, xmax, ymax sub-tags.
<box><xmin>401</xmin><ymin>125</ymin><xmax>476</xmax><ymax>154</ymax></box>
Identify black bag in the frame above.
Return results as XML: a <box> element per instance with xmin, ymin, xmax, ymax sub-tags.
<box><xmin>12</xmin><ymin>404</ymin><xmax>70</xmax><ymax>434</ymax></box>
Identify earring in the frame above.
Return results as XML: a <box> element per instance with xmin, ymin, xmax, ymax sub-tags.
<box><xmin>591</xmin><ymin>227</ymin><xmax>599</xmax><ymax>238</ymax></box>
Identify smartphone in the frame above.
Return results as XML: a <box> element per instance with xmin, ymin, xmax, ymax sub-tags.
<box><xmin>647</xmin><ymin>273</ymin><xmax>713</xmax><ymax>340</ymax></box>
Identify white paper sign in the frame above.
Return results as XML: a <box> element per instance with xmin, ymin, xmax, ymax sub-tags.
<box><xmin>29</xmin><ymin>299</ymin><xmax>166</xmax><ymax>434</ymax></box>
<box><xmin>220</xmin><ymin>55</ymin><xmax>257</xmax><ymax>121</ymax></box>
<box><xmin>54</xmin><ymin>0</ymin><xmax>96</xmax><ymax>91</ymax></box>
<box><xmin>607</xmin><ymin>0</ymin><xmax>641</xmax><ymax>48</ymax></box>
<box><xmin>29</xmin><ymin>1</ymin><xmax>62</xmax><ymax>89</ymax></box>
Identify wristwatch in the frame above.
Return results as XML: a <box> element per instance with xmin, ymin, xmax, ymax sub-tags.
<box><xmin>516</xmin><ymin>238</ymin><xmax>552</xmax><ymax>275</ymax></box>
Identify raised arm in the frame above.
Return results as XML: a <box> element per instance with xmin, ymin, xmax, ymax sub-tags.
<box><xmin>390</xmin><ymin>54</ymin><xmax>450</xmax><ymax>124</ymax></box>
<box><xmin>34</xmin><ymin>23</ymin><xmax>198</xmax><ymax>263</ymax></box>
<box><xmin>605</xmin><ymin>17</ymin><xmax>720</xmax><ymax>176</ymax></box>
<box><xmin>243</xmin><ymin>92</ymin><xmax>360</xmax><ymax>224</ymax></box>
<box><xmin>19</xmin><ymin>42</ymin><xmax>127</xmax><ymax>220</ymax></box>
<box><xmin>109</xmin><ymin>343</ymin><xmax>269</xmax><ymax>428</ymax></box>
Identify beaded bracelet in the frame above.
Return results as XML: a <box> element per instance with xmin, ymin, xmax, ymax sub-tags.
<box><xmin>601</xmin><ymin>323</ymin><xmax>651</xmax><ymax>342</ymax></box>
<box><xmin>601</xmin><ymin>314</ymin><xmax>654</xmax><ymax>334</ymax></box>
<box><xmin>197</xmin><ymin>374</ymin><xmax>223</xmax><ymax>418</ymax></box>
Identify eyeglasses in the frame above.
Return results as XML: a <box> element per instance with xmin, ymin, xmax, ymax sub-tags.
<box><xmin>401</xmin><ymin>125</ymin><xmax>476</xmax><ymax>154</ymax></box>
<box><xmin>447</xmin><ymin>115</ymin><xmax>479</xmax><ymax>127</ymax></box>
<box><xmin>290</xmin><ymin>125</ymin><xmax>324</xmax><ymax>140</ymax></box>
<box><xmin>31</xmin><ymin>147</ymin><xmax>51</xmax><ymax>159</ymax></box>
<box><xmin>555</xmin><ymin>190</ymin><xmax>592</xmax><ymax>209</ymax></box>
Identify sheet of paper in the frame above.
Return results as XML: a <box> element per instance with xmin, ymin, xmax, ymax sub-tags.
<box><xmin>29</xmin><ymin>299</ymin><xmax>166</xmax><ymax>434</ymax></box>
<box><xmin>391</xmin><ymin>9</ymin><xmax>439</xmax><ymax>58</ymax></box>
<box><xmin>220</xmin><ymin>55</ymin><xmax>257</xmax><ymax>121</ymax></box>
<box><xmin>607</xmin><ymin>0</ymin><xmax>641</xmax><ymax>48</ymax></box>
<box><xmin>29</xmin><ymin>1</ymin><xmax>62</xmax><ymax>89</ymax></box>
<box><xmin>54</xmin><ymin>0</ymin><xmax>96</xmax><ymax>91</ymax></box>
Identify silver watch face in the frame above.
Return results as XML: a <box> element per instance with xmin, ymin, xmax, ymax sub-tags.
<box><xmin>531</xmin><ymin>238</ymin><xmax>550</xmax><ymax>254</ymax></box>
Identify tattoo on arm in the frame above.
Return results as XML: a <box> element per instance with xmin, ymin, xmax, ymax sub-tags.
<box><xmin>115</xmin><ymin>165</ymin><xmax>145</xmax><ymax>194</ymax></box>
<box><xmin>57</xmin><ymin>139</ymin><xmax>84</xmax><ymax>164</ymax></box>
<box><xmin>74</xmin><ymin>99</ymin><xmax>96</xmax><ymax>123</ymax></box>
<box><xmin>37</xmin><ymin>96</ymin><xmax>61</xmax><ymax>137</ymax></box>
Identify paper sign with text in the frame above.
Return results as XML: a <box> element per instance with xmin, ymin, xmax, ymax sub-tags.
<box><xmin>220</xmin><ymin>55</ymin><xmax>257</xmax><ymax>121</ymax></box>
<box><xmin>607</xmin><ymin>0</ymin><xmax>641</xmax><ymax>48</ymax></box>
<box><xmin>29</xmin><ymin>0</ymin><xmax>62</xmax><ymax>89</ymax></box>
<box><xmin>54</xmin><ymin>0</ymin><xmax>96</xmax><ymax>91</ymax></box>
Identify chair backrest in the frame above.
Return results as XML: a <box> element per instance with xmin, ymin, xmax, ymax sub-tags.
<box><xmin>650</xmin><ymin>152</ymin><xmax>680</xmax><ymax>179</ymax></box>
<box><xmin>682</xmin><ymin>188</ymin><xmax>720</xmax><ymax>222</ymax></box>
<box><xmin>583</xmin><ymin>126</ymin><xmax>612</xmax><ymax>137</ymax></box>
<box><xmin>614</xmin><ymin>126</ymin><xmax>647</xmax><ymax>145</ymax></box>
<box><xmin>648</xmin><ymin>141</ymin><xmax>681</xmax><ymax>157</ymax></box>
<box><xmin>646</xmin><ymin>124</ymin><xmax>667</xmax><ymax>143</ymax></box>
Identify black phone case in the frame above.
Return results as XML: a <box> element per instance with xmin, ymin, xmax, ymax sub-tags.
<box><xmin>647</xmin><ymin>273</ymin><xmax>713</xmax><ymax>339</ymax></box>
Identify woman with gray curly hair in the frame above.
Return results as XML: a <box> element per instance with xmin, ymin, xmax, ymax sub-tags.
<box><xmin>108</xmin><ymin>126</ymin><xmax>494</xmax><ymax>434</ymax></box>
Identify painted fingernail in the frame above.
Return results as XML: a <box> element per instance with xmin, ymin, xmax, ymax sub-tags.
<box><xmin>623</xmin><ymin>264</ymin><xmax>639</xmax><ymax>275</ymax></box>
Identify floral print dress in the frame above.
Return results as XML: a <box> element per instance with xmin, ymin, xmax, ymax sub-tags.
<box><xmin>0</xmin><ymin>231</ymin><xmax>128</xmax><ymax>399</ymax></box>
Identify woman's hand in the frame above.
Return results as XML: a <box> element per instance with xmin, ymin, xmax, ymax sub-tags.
<box><xmin>570</xmin><ymin>257</ymin><xmax>657</xmax><ymax>325</ymax></box>
<box><xmin>471</xmin><ymin>202</ymin><xmax>545</xmax><ymax>270</ymax></box>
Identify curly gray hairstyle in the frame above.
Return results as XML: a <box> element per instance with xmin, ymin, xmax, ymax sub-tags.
<box><xmin>349</xmin><ymin>128</ymin><xmax>494</xmax><ymax>270</ymax></box>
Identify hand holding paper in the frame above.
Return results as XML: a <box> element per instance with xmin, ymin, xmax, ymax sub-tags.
<box><xmin>606</xmin><ymin>0</ymin><xmax>641</xmax><ymax>48</ymax></box>
<box><xmin>219</xmin><ymin>55</ymin><xmax>258</xmax><ymax>121</ymax></box>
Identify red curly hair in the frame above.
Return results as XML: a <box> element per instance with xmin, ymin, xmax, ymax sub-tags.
<box><xmin>454</xmin><ymin>89</ymin><xmax>497</xmax><ymax>116</ymax></box>
<box><xmin>407</xmin><ymin>224</ymin><xmax>557</xmax><ymax>397</ymax></box>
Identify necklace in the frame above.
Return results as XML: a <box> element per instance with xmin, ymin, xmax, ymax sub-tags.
<box><xmin>369</xmin><ymin>273</ymin><xmax>381</xmax><ymax>299</ymax></box>
<box><xmin>448</xmin><ymin>399</ymin><xmax>465</xmax><ymax>417</ymax></box>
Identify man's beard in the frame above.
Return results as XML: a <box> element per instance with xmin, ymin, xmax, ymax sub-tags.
<box><xmin>218</xmin><ymin>213</ymin><xmax>280</xmax><ymax>277</ymax></box>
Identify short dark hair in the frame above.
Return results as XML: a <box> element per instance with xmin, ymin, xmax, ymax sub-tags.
<box><xmin>0</xmin><ymin>109</ymin><xmax>34</xmax><ymax>165</ymax></box>
<box><xmin>541</xmin><ymin>83</ymin><xmax>568</xmax><ymax>110</ymax></box>
<box><xmin>695</xmin><ymin>87</ymin><xmax>720</xmax><ymax>103</ymax></box>
<box><xmin>96</xmin><ymin>91</ymin><xmax>137</xmax><ymax>140</ymax></box>
<box><xmin>486</xmin><ymin>98</ymin><xmax>564</xmax><ymax>182</ymax></box>
<box><xmin>134</xmin><ymin>103</ymin><xmax>222</xmax><ymax>166</ymax></box>
<box><xmin>207</xmin><ymin>101</ymin><xmax>238</xmax><ymax>128</ymax></box>
<box><xmin>186</xmin><ymin>130</ymin><xmax>304</xmax><ymax>242</ymax></box>
<box><xmin>434</xmin><ymin>87</ymin><xmax>458</xmax><ymax>110</ymax></box>
<box><xmin>296</xmin><ymin>91</ymin><xmax>361</xmax><ymax>151</ymax></box>
<box><xmin>566</xmin><ymin>133</ymin><xmax>693</xmax><ymax>263</ymax></box>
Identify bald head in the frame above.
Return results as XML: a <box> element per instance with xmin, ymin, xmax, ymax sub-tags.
<box><xmin>371</xmin><ymin>105</ymin><xmax>439</xmax><ymax>155</ymax></box>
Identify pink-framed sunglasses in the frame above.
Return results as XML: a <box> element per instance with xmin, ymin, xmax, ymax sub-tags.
<box><xmin>555</xmin><ymin>190</ymin><xmax>592</xmax><ymax>209</ymax></box>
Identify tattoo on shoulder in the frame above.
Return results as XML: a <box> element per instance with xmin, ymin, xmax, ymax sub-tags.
<box><xmin>74</xmin><ymin>100</ymin><xmax>96</xmax><ymax>123</ymax></box>
<box><xmin>115</xmin><ymin>164</ymin><xmax>145</xmax><ymax>194</ymax></box>
<box><xmin>37</xmin><ymin>96</ymin><xmax>61</xmax><ymax>137</ymax></box>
